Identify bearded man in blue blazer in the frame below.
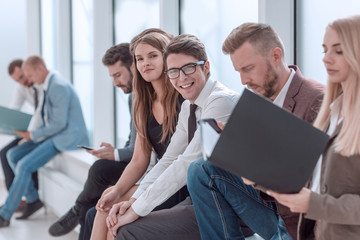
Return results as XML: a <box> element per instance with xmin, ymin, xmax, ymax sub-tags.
<box><xmin>0</xmin><ymin>55</ymin><xmax>89</xmax><ymax>227</ymax></box>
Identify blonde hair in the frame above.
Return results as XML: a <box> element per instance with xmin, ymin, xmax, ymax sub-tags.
<box><xmin>23</xmin><ymin>55</ymin><xmax>47</xmax><ymax>69</ymax></box>
<box><xmin>130</xmin><ymin>29</ymin><xmax>180</xmax><ymax>154</ymax></box>
<box><xmin>222</xmin><ymin>23</ymin><xmax>285</xmax><ymax>60</ymax></box>
<box><xmin>314</xmin><ymin>15</ymin><xmax>360</xmax><ymax>156</ymax></box>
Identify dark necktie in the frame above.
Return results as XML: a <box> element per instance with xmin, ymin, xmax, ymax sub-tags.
<box><xmin>41</xmin><ymin>90</ymin><xmax>46</xmax><ymax>125</ymax></box>
<box><xmin>188</xmin><ymin>104</ymin><xmax>198</xmax><ymax>143</ymax></box>
<box><xmin>33</xmin><ymin>87</ymin><xmax>39</xmax><ymax>110</ymax></box>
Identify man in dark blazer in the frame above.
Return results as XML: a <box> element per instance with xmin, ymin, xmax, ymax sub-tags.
<box><xmin>48</xmin><ymin>43</ymin><xmax>136</xmax><ymax>240</ymax></box>
<box><xmin>187</xmin><ymin>23</ymin><xmax>324</xmax><ymax>240</ymax></box>
<box><xmin>0</xmin><ymin>55</ymin><xmax>89</xmax><ymax>227</ymax></box>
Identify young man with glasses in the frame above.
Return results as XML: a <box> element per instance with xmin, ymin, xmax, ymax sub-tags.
<box><xmin>102</xmin><ymin>34</ymin><xmax>249</xmax><ymax>240</ymax></box>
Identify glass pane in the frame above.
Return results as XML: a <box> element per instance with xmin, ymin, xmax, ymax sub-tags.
<box><xmin>0</xmin><ymin>0</ymin><xmax>27</xmax><ymax>109</ymax></box>
<box><xmin>72</xmin><ymin>0</ymin><xmax>94</xmax><ymax>143</ymax></box>
<box><xmin>41</xmin><ymin>0</ymin><xmax>58</xmax><ymax>70</ymax></box>
<box><xmin>180</xmin><ymin>0</ymin><xmax>258</xmax><ymax>93</ymax></box>
<box><xmin>297</xmin><ymin>0</ymin><xmax>360</xmax><ymax>84</ymax></box>
<box><xmin>114</xmin><ymin>0</ymin><xmax>160</xmax><ymax>147</ymax></box>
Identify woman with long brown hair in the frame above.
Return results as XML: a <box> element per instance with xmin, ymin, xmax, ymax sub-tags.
<box><xmin>89</xmin><ymin>28</ymin><xmax>185</xmax><ymax>240</ymax></box>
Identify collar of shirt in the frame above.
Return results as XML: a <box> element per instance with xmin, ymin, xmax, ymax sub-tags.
<box><xmin>193</xmin><ymin>78</ymin><xmax>216</xmax><ymax>110</ymax></box>
<box><xmin>273</xmin><ymin>68</ymin><xmax>295</xmax><ymax>107</ymax></box>
<box><xmin>35</xmin><ymin>71</ymin><xmax>54</xmax><ymax>91</ymax></box>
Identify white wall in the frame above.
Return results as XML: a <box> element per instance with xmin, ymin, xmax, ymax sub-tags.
<box><xmin>0</xmin><ymin>0</ymin><xmax>27</xmax><ymax>108</ymax></box>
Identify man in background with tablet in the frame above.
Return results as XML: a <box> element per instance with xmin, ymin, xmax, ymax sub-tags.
<box><xmin>187</xmin><ymin>23</ymin><xmax>324</xmax><ymax>240</ymax></box>
<box><xmin>0</xmin><ymin>55</ymin><xmax>88</xmax><ymax>228</ymax></box>
<box><xmin>49</xmin><ymin>43</ymin><xmax>136</xmax><ymax>240</ymax></box>
<box><xmin>1</xmin><ymin>59</ymin><xmax>42</xmax><ymax>212</ymax></box>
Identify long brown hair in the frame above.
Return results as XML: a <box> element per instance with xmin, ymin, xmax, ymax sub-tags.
<box><xmin>130</xmin><ymin>29</ymin><xmax>180</xmax><ymax>154</ymax></box>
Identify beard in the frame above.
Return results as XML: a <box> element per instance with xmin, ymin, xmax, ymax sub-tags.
<box><xmin>262</xmin><ymin>62</ymin><xmax>279</xmax><ymax>99</ymax></box>
<box><xmin>122</xmin><ymin>72</ymin><xmax>133</xmax><ymax>94</ymax></box>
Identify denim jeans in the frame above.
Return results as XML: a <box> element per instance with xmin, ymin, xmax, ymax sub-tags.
<box><xmin>0</xmin><ymin>138</ymin><xmax>59</xmax><ymax>220</ymax></box>
<box><xmin>187</xmin><ymin>158</ymin><xmax>292</xmax><ymax>240</ymax></box>
<box><xmin>83</xmin><ymin>207</ymin><xmax>97</xmax><ymax>240</ymax></box>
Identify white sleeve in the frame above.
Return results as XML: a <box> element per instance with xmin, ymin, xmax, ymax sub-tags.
<box><xmin>10</xmin><ymin>85</ymin><xmax>26</xmax><ymax>110</ymax></box>
<box><xmin>131</xmin><ymin>94</ymin><xmax>238</xmax><ymax>216</ymax></box>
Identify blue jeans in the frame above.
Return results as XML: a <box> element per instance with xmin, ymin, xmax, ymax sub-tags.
<box><xmin>83</xmin><ymin>207</ymin><xmax>97</xmax><ymax>240</ymax></box>
<box><xmin>0</xmin><ymin>139</ymin><xmax>59</xmax><ymax>220</ymax></box>
<box><xmin>187</xmin><ymin>158</ymin><xmax>292</xmax><ymax>240</ymax></box>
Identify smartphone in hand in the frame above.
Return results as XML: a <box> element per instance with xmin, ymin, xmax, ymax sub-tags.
<box><xmin>198</xmin><ymin>118</ymin><xmax>222</xmax><ymax>133</ymax></box>
<box><xmin>77</xmin><ymin>145</ymin><xmax>94</xmax><ymax>151</ymax></box>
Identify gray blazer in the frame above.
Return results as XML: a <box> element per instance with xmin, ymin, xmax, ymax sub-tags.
<box><xmin>117</xmin><ymin>93</ymin><xmax>136</xmax><ymax>163</ymax></box>
<box><xmin>298</xmin><ymin>123</ymin><xmax>360</xmax><ymax>240</ymax></box>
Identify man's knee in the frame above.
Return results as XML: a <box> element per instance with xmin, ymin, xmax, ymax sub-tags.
<box><xmin>88</xmin><ymin>159</ymin><xmax>109</xmax><ymax>178</ymax></box>
<box><xmin>6</xmin><ymin>148</ymin><xmax>16</xmax><ymax>165</ymax></box>
<box><xmin>188</xmin><ymin>158</ymin><xmax>208</xmax><ymax>191</ymax></box>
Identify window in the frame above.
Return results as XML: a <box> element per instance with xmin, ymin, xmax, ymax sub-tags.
<box><xmin>114</xmin><ymin>0</ymin><xmax>160</xmax><ymax>146</ymax></box>
<box><xmin>180</xmin><ymin>0</ymin><xmax>258</xmax><ymax>93</ymax></box>
<box><xmin>71</xmin><ymin>0</ymin><xmax>94</xmax><ymax>143</ymax></box>
<box><xmin>40</xmin><ymin>0</ymin><xmax>58</xmax><ymax>70</ymax></box>
<box><xmin>297</xmin><ymin>0</ymin><xmax>360</xmax><ymax>84</ymax></box>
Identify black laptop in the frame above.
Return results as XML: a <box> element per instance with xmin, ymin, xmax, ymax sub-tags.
<box><xmin>199</xmin><ymin>88</ymin><xmax>329</xmax><ymax>193</ymax></box>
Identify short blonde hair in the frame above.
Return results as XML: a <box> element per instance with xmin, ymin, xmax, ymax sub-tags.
<box><xmin>23</xmin><ymin>55</ymin><xmax>47</xmax><ymax>69</ymax></box>
<box><xmin>222</xmin><ymin>22</ymin><xmax>285</xmax><ymax>59</ymax></box>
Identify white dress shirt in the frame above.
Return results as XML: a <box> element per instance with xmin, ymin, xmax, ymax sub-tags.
<box><xmin>10</xmin><ymin>84</ymin><xmax>36</xmax><ymax>110</ymax></box>
<box><xmin>10</xmin><ymin>84</ymin><xmax>44</xmax><ymax>131</ymax></box>
<box><xmin>310</xmin><ymin>94</ymin><xmax>343</xmax><ymax>193</ymax></box>
<box><xmin>29</xmin><ymin>72</ymin><xmax>52</xmax><ymax>139</ymax></box>
<box><xmin>131</xmin><ymin>78</ymin><xmax>239</xmax><ymax>216</ymax></box>
<box><xmin>273</xmin><ymin>68</ymin><xmax>295</xmax><ymax>107</ymax></box>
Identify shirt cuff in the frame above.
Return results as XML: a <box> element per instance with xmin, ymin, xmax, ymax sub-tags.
<box><xmin>131</xmin><ymin>195</ymin><xmax>150</xmax><ymax>217</ymax></box>
<box><xmin>131</xmin><ymin>187</ymin><xmax>145</xmax><ymax>200</ymax></box>
<box><xmin>114</xmin><ymin>149</ymin><xmax>120</xmax><ymax>161</ymax></box>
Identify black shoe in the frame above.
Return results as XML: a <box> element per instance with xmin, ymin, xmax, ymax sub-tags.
<box><xmin>48</xmin><ymin>207</ymin><xmax>80</xmax><ymax>237</ymax></box>
<box><xmin>16</xmin><ymin>199</ymin><xmax>44</xmax><ymax>220</ymax></box>
<box><xmin>0</xmin><ymin>215</ymin><xmax>10</xmax><ymax>228</ymax></box>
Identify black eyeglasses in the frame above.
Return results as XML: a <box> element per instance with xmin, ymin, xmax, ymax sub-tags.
<box><xmin>165</xmin><ymin>61</ymin><xmax>205</xmax><ymax>79</ymax></box>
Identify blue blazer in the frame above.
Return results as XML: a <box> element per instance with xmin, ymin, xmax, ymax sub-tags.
<box><xmin>31</xmin><ymin>73</ymin><xmax>89</xmax><ymax>151</ymax></box>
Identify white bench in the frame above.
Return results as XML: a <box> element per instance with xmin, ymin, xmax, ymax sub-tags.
<box><xmin>39</xmin><ymin>150</ymin><xmax>96</xmax><ymax>216</ymax></box>
<box><xmin>0</xmin><ymin>135</ymin><xmax>95</xmax><ymax>216</ymax></box>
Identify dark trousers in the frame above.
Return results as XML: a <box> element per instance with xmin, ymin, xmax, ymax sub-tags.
<box><xmin>0</xmin><ymin>138</ymin><xmax>38</xmax><ymax>191</ymax></box>
<box><xmin>82</xmin><ymin>186</ymin><xmax>189</xmax><ymax>240</ymax></box>
<box><xmin>75</xmin><ymin>159</ymin><xmax>128</xmax><ymax>240</ymax></box>
<box><xmin>116</xmin><ymin>197</ymin><xmax>201</xmax><ymax>240</ymax></box>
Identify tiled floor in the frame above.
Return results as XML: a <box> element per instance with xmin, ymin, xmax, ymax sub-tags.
<box><xmin>0</xmin><ymin>182</ymin><xmax>78</xmax><ymax>240</ymax></box>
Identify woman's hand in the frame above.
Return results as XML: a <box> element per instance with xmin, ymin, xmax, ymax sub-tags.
<box><xmin>96</xmin><ymin>186</ymin><xmax>120</xmax><ymax>213</ymax></box>
<box><xmin>267</xmin><ymin>187</ymin><xmax>311</xmax><ymax>213</ymax></box>
<box><xmin>107</xmin><ymin>199</ymin><xmax>139</xmax><ymax>237</ymax></box>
